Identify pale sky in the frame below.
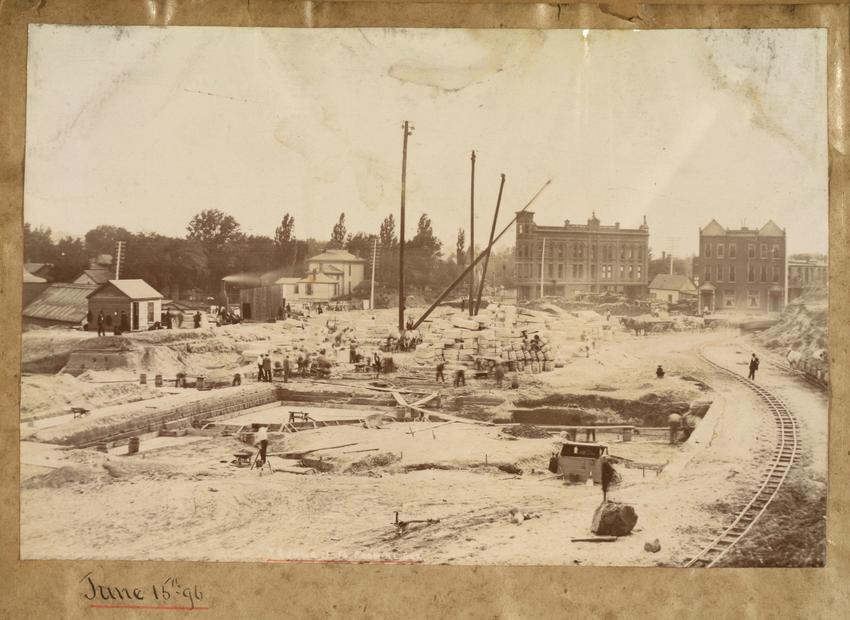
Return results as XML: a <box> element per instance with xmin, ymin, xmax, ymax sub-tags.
<box><xmin>24</xmin><ymin>26</ymin><xmax>827</xmax><ymax>256</ymax></box>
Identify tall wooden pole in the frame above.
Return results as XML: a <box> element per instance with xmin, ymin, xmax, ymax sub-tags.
<box><xmin>370</xmin><ymin>238</ymin><xmax>378</xmax><ymax>310</ymax></box>
<box><xmin>474</xmin><ymin>173</ymin><xmax>506</xmax><ymax>314</ymax></box>
<box><xmin>540</xmin><ymin>237</ymin><xmax>546</xmax><ymax>299</ymax></box>
<box><xmin>399</xmin><ymin>121</ymin><xmax>413</xmax><ymax>331</ymax></box>
<box><xmin>413</xmin><ymin>179</ymin><xmax>551</xmax><ymax>330</ymax></box>
<box><xmin>468</xmin><ymin>150</ymin><xmax>476</xmax><ymax>316</ymax></box>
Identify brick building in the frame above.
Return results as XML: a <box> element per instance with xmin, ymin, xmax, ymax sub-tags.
<box><xmin>787</xmin><ymin>257</ymin><xmax>827</xmax><ymax>302</ymax></box>
<box><xmin>695</xmin><ymin>219</ymin><xmax>786</xmax><ymax>314</ymax></box>
<box><xmin>514</xmin><ymin>211</ymin><xmax>650</xmax><ymax>301</ymax></box>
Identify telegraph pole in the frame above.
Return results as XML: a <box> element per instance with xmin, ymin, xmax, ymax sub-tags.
<box><xmin>468</xmin><ymin>150</ymin><xmax>476</xmax><ymax>316</ymax></box>
<box><xmin>370</xmin><ymin>237</ymin><xmax>378</xmax><ymax>311</ymax></box>
<box><xmin>114</xmin><ymin>240</ymin><xmax>124</xmax><ymax>280</ymax></box>
<box><xmin>399</xmin><ymin>121</ymin><xmax>413</xmax><ymax>331</ymax></box>
<box><xmin>540</xmin><ymin>237</ymin><xmax>546</xmax><ymax>299</ymax></box>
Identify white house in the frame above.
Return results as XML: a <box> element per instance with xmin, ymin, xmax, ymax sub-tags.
<box><xmin>649</xmin><ymin>274</ymin><xmax>697</xmax><ymax>303</ymax></box>
<box><xmin>305</xmin><ymin>249</ymin><xmax>366</xmax><ymax>297</ymax></box>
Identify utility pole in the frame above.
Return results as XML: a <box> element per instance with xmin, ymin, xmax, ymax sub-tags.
<box><xmin>468</xmin><ymin>150</ymin><xmax>476</xmax><ymax>316</ymax></box>
<box><xmin>474</xmin><ymin>173</ymin><xmax>506</xmax><ymax>314</ymax></box>
<box><xmin>540</xmin><ymin>237</ymin><xmax>546</xmax><ymax>299</ymax></box>
<box><xmin>114</xmin><ymin>240</ymin><xmax>124</xmax><ymax>280</ymax></box>
<box><xmin>370</xmin><ymin>237</ymin><xmax>378</xmax><ymax>310</ymax></box>
<box><xmin>399</xmin><ymin>120</ymin><xmax>413</xmax><ymax>331</ymax></box>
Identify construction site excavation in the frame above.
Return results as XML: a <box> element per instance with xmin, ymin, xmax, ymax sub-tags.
<box><xmin>18</xmin><ymin>27</ymin><xmax>829</xmax><ymax>570</ymax></box>
<box><xmin>20</xmin><ymin>289</ymin><xmax>828</xmax><ymax>566</ymax></box>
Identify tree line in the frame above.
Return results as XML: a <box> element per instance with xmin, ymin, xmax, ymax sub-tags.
<box><xmin>24</xmin><ymin>210</ymin><xmax>516</xmax><ymax>302</ymax></box>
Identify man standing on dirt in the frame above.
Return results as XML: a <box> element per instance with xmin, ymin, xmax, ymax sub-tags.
<box><xmin>262</xmin><ymin>354</ymin><xmax>273</xmax><ymax>382</ymax></box>
<box><xmin>193</xmin><ymin>311</ymin><xmax>201</xmax><ymax>328</ymax></box>
<box><xmin>748</xmin><ymin>353</ymin><xmax>760</xmax><ymax>381</ymax></box>
<box><xmin>255</xmin><ymin>425</ymin><xmax>269</xmax><ymax>466</ymax></box>
<box><xmin>494</xmin><ymin>361</ymin><xmax>505</xmax><ymax>388</ymax></box>
<box><xmin>373</xmin><ymin>350</ymin><xmax>382</xmax><ymax>378</ymax></box>
<box><xmin>601</xmin><ymin>456</ymin><xmax>615</xmax><ymax>502</ymax></box>
<box><xmin>454</xmin><ymin>367</ymin><xmax>466</xmax><ymax>387</ymax></box>
<box><xmin>257</xmin><ymin>353</ymin><xmax>265</xmax><ymax>382</ymax></box>
<box><xmin>668</xmin><ymin>412</ymin><xmax>682</xmax><ymax>444</ymax></box>
<box><xmin>283</xmin><ymin>355</ymin><xmax>291</xmax><ymax>383</ymax></box>
<box><xmin>97</xmin><ymin>310</ymin><xmax>105</xmax><ymax>337</ymax></box>
<box><xmin>435</xmin><ymin>359</ymin><xmax>446</xmax><ymax>384</ymax></box>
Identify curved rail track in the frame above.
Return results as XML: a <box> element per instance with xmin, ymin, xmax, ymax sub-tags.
<box><xmin>684</xmin><ymin>346</ymin><xmax>800</xmax><ymax>568</ymax></box>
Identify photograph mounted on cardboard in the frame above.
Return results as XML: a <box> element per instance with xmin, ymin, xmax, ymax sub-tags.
<box><xmin>19</xmin><ymin>26</ymin><xmax>828</xmax><ymax>567</ymax></box>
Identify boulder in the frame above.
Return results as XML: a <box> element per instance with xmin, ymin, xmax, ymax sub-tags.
<box><xmin>591</xmin><ymin>501</ymin><xmax>638</xmax><ymax>536</ymax></box>
<box><xmin>644</xmin><ymin>539</ymin><xmax>661</xmax><ymax>553</ymax></box>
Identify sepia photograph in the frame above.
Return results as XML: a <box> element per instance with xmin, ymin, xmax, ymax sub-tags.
<box><xmin>19</xmin><ymin>25</ymin><xmax>828</xmax><ymax>567</ymax></box>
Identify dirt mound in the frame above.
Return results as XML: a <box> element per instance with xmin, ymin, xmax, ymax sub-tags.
<box><xmin>513</xmin><ymin>392</ymin><xmax>691</xmax><ymax>427</ymax></box>
<box><xmin>346</xmin><ymin>452</ymin><xmax>402</xmax><ymax>473</ymax></box>
<box><xmin>501</xmin><ymin>424</ymin><xmax>551</xmax><ymax>439</ymax></box>
<box><xmin>22</xmin><ymin>465</ymin><xmax>104</xmax><ymax>489</ymax></box>
<box><xmin>760</xmin><ymin>297</ymin><xmax>827</xmax><ymax>361</ymax></box>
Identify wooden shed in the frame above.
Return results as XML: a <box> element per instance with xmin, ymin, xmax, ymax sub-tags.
<box><xmin>87</xmin><ymin>279</ymin><xmax>163</xmax><ymax>332</ymax></box>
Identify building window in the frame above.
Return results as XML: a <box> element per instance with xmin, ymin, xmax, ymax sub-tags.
<box><xmin>590</xmin><ymin>264</ymin><xmax>597</xmax><ymax>279</ymax></box>
<box><xmin>602</xmin><ymin>265</ymin><xmax>612</xmax><ymax>280</ymax></box>
<box><xmin>636</xmin><ymin>265</ymin><xmax>642</xmax><ymax>280</ymax></box>
<box><xmin>704</xmin><ymin>266</ymin><xmax>712</xmax><ymax>282</ymax></box>
<box><xmin>627</xmin><ymin>246</ymin><xmax>633</xmax><ymax>260</ymax></box>
<box><xmin>578</xmin><ymin>264</ymin><xmax>584</xmax><ymax>278</ymax></box>
<box><xmin>548</xmin><ymin>263</ymin><xmax>554</xmax><ymax>277</ymax></box>
<box><xmin>557</xmin><ymin>264</ymin><xmax>563</xmax><ymax>278</ymax></box>
<box><xmin>705</xmin><ymin>243</ymin><xmax>712</xmax><ymax>258</ymax></box>
<box><xmin>716</xmin><ymin>244</ymin><xmax>724</xmax><ymax>258</ymax></box>
<box><xmin>748</xmin><ymin>290</ymin><xmax>760</xmax><ymax>308</ymax></box>
<box><xmin>729</xmin><ymin>244</ymin><xmax>736</xmax><ymax>258</ymax></box>
<box><xmin>306</xmin><ymin>284</ymin><xmax>313</xmax><ymax>295</ymax></box>
<box><xmin>147</xmin><ymin>302</ymin><xmax>154</xmax><ymax>323</ymax></box>
<box><xmin>772</xmin><ymin>244</ymin><xmax>780</xmax><ymax>259</ymax></box>
<box><xmin>760</xmin><ymin>244</ymin><xmax>768</xmax><ymax>259</ymax></box>
<box><xmin>748</xmin><ymin>244</ymin><xmax>756</xmax><ymax>259</ymax></box>
<box><xmin>748</xmin><ymin>265</ymin><xmax>756</xmax><ymax>282</ymax></box>
<box><xmin>761</xmin><ymin>265</ymin><xmax>768</xmax><ymax>282</ymax></box>
<box><xmin>773</xmin><ymin>265</ymin><xmax>780</xmax><ymax>283</ymax></box>
<box><xmin>715</xmin><ymin>265</ymin><xmax>722</xmax><ymax>282</ymax></box>
<box><xmin>620</xmin><ymin>245</ymin><xmax>626</xmax><ymax>260</ymax></box>
<box><xmin>536</xmin><ymin>264</ymin><xmax>542</xmax><ymax>278</ymax></box>
<box><xmin>556</xmin><ymin>244</ymin><xmax>564</xmax><ymax>260</ymax></box>
<box><xmin>728</xmin><ymin>265</ymin><xmax>736</xmax><ymax>283</ymax></box>
<box><xmin>573</xmin><ymin>244</ymin><xmax>585</xmax><ymax>260</ymax></box>
<box><xmin>293</xmin><ymin>284</ymin><xmax>299</xmax><ymax>294</ymax></box>
<box><xmin>725</xmin><ymin>290</ymin><xmax>736</xmax><ymax>307</ymax></box>
<box><xmin>619</xmin><ymin>265</ymin><xmax>625</xmax><ymax>280</ymax></box>
<box><xmin>628</xmin><ymin>265</ymin><xmax>634</xmax><ymax>279</ymax></box>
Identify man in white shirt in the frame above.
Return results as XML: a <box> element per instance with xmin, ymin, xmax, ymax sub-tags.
<box><xmin>255</xmin><ymin>426</ymin><xmax>269</xmax><ymax>465</ymax></box>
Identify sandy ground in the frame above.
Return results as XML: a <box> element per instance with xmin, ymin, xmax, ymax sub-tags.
<box><xmin>18</xmin><ymin>307</ymin><xmax>828</xmax><ymax>565</ymax></box>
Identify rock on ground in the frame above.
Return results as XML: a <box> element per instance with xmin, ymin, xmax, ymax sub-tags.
<box><xmin>591</xmin><ymin>501</ymin><xmax>638</xmax><ymax>536</ymax></box>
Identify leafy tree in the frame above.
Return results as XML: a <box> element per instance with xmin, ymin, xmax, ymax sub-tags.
<box><xmin>84</xmin><ymin>225</ymin><xmax>131</xmax><ymax>258</ymax></box>
<box><xmin>274</xmin><ymin>213</ymin><xmax>297</xmax><ymax>266</ymax></box>
<box><xmin>186</xmin><ymin>209</ymin><xmax>242</xmax><ymax>292</ymax></box>
<box><xmin>407</xmin><ymin>214</ymin><xmax>443</xmax><ymax>289</ymax></box>
<box><xmin>23</xmin><ymin>223</ymin><xmax>55</xmax><ymax>263</ymax></box>
<box><xmin>379</xmin><ymin>214</ymin><xmax>397</xmax><ymax>247</ymax></box>
<box><xmin>455</xmin><ymin>228</ymin><xmax>466</xmax><ymax>270</ymax></box>
<box><xmin>346</xmin><ymin>232</ymin><xmax>378</xmax><ymax>261</ymax></box>
<box><xmin>327</xmin><ymin>213</ymin><xmax>347</xmax><ymax>249</ymax></box>
<box><xmin>52</xmin><ymin>236</ymin><xmax>88</xmax><ymax>282</ymax></box>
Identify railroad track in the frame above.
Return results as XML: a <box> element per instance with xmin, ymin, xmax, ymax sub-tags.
<box><xmin>684</xmin><ymin>347</ymin><xmax>800</xmax><ymax>568</ymax></box>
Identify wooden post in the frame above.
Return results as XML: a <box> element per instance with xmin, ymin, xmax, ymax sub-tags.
<box><xmin>399</xmin><ymin>121</ymin><xmax>413</xmax><ymax>331</ymax></box>
<box><xmin>468</xmin><ymin>150</ymin><xmax>476</xmax><ymax>316</ymax></box>
<box><xmin>474</xmin><ymin>174</ymin><xmax>506</xmax><ymax>315</ymax></box>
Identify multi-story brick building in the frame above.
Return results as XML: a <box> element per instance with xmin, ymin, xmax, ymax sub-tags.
<box><xmin>695</xmin><ymin>219</ymin><xmax>786</xmax><ymax>314</ymax></box>
<box><xmin>514</xmin><ymin>211</ymin><xmax>650</xmax><ymax>301</ymax></box>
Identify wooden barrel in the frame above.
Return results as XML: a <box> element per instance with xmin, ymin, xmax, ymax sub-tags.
<box><xmin>154</xmin><ymin>374</ymin><xmax>163</xmax><ymax>387</ymax></box>
<box><xmin>196</xmin><ymin>376</ymin><xmax>205</xmax><ymax>390</ymax></box>
<box><xmin>95</xmin><ymin>442</ymin><xmax>109</xmax><ymax>453</ymax></box>
<box><xmin>127</xmin><ymin>436</ymin><xmax>140</xmax><ymax>455</ymax></box>
<box><xmin>139</xmin><ymin>373</ymin><xmax>147</xmax><ymax>385</ymax></box>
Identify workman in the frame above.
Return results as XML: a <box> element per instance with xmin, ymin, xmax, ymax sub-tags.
<box><xmin>373</xmin><ymin>351</ymin><xmax>382</xmax><ymax>378</ymax></box>
<box><xmin>257</xmin><ymin>353</ymin><xmax>265</xmax><ymax>382</ymax></box>
<box><xmin>262</xmin><ymin>354</ymin><xmax>273</xmax><ymax>382</ymax></box>
<box><xmin>193</xmin><ymin>311</ymin><xmax>201</xmax><ymax>328</ymax></box>
<box><xmin>283</xmin><ymin>356</ymin><xmax>291</xmax><ymax>383</ymax></box>
<box><xmin>601</xmin><ymin>456</ymin><xmax>615</xmax><ymax>502</ymax></box>
<box><xmin>668</xmin><ymin>412</ymin><xmax>682</xmax><ymax>444</ymax></box>
<box><xmin>435</xmin><ymin>360</ymin><xmax>446</xmax><ymax>384</ymax></box>
<box><xmin>255</xmin><ymin>426</ymin><xmax>269</xmax><ymax>466</ymax></box>
<box><xmin>97</xmin><ymin>310</ymin><xmax>105</xmax><ymax>337</ymax></box>
<box><xmin>656</xmin><ymin>365</ymin><xmax>665</xmax><ymax>379</ymax></box>
<box><xmin>454</xmin><ymin>367</ymin><xmax>466</xmax><ymax>387</ymax></box>
<box><xmin>494</xmin><ymin>362</ymin><xmax>506</xmax><ymax>388</ymax></box>
<box><xmin>748</xmin><ymin>354</ymin><xmax>760</xmax><ymax>381</ymax></box>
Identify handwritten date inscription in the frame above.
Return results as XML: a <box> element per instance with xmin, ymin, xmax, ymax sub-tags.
<box><xmin>81</xmin><ymin>573</ymin><xmax>205</xmax><ymax>609</ymax></box>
